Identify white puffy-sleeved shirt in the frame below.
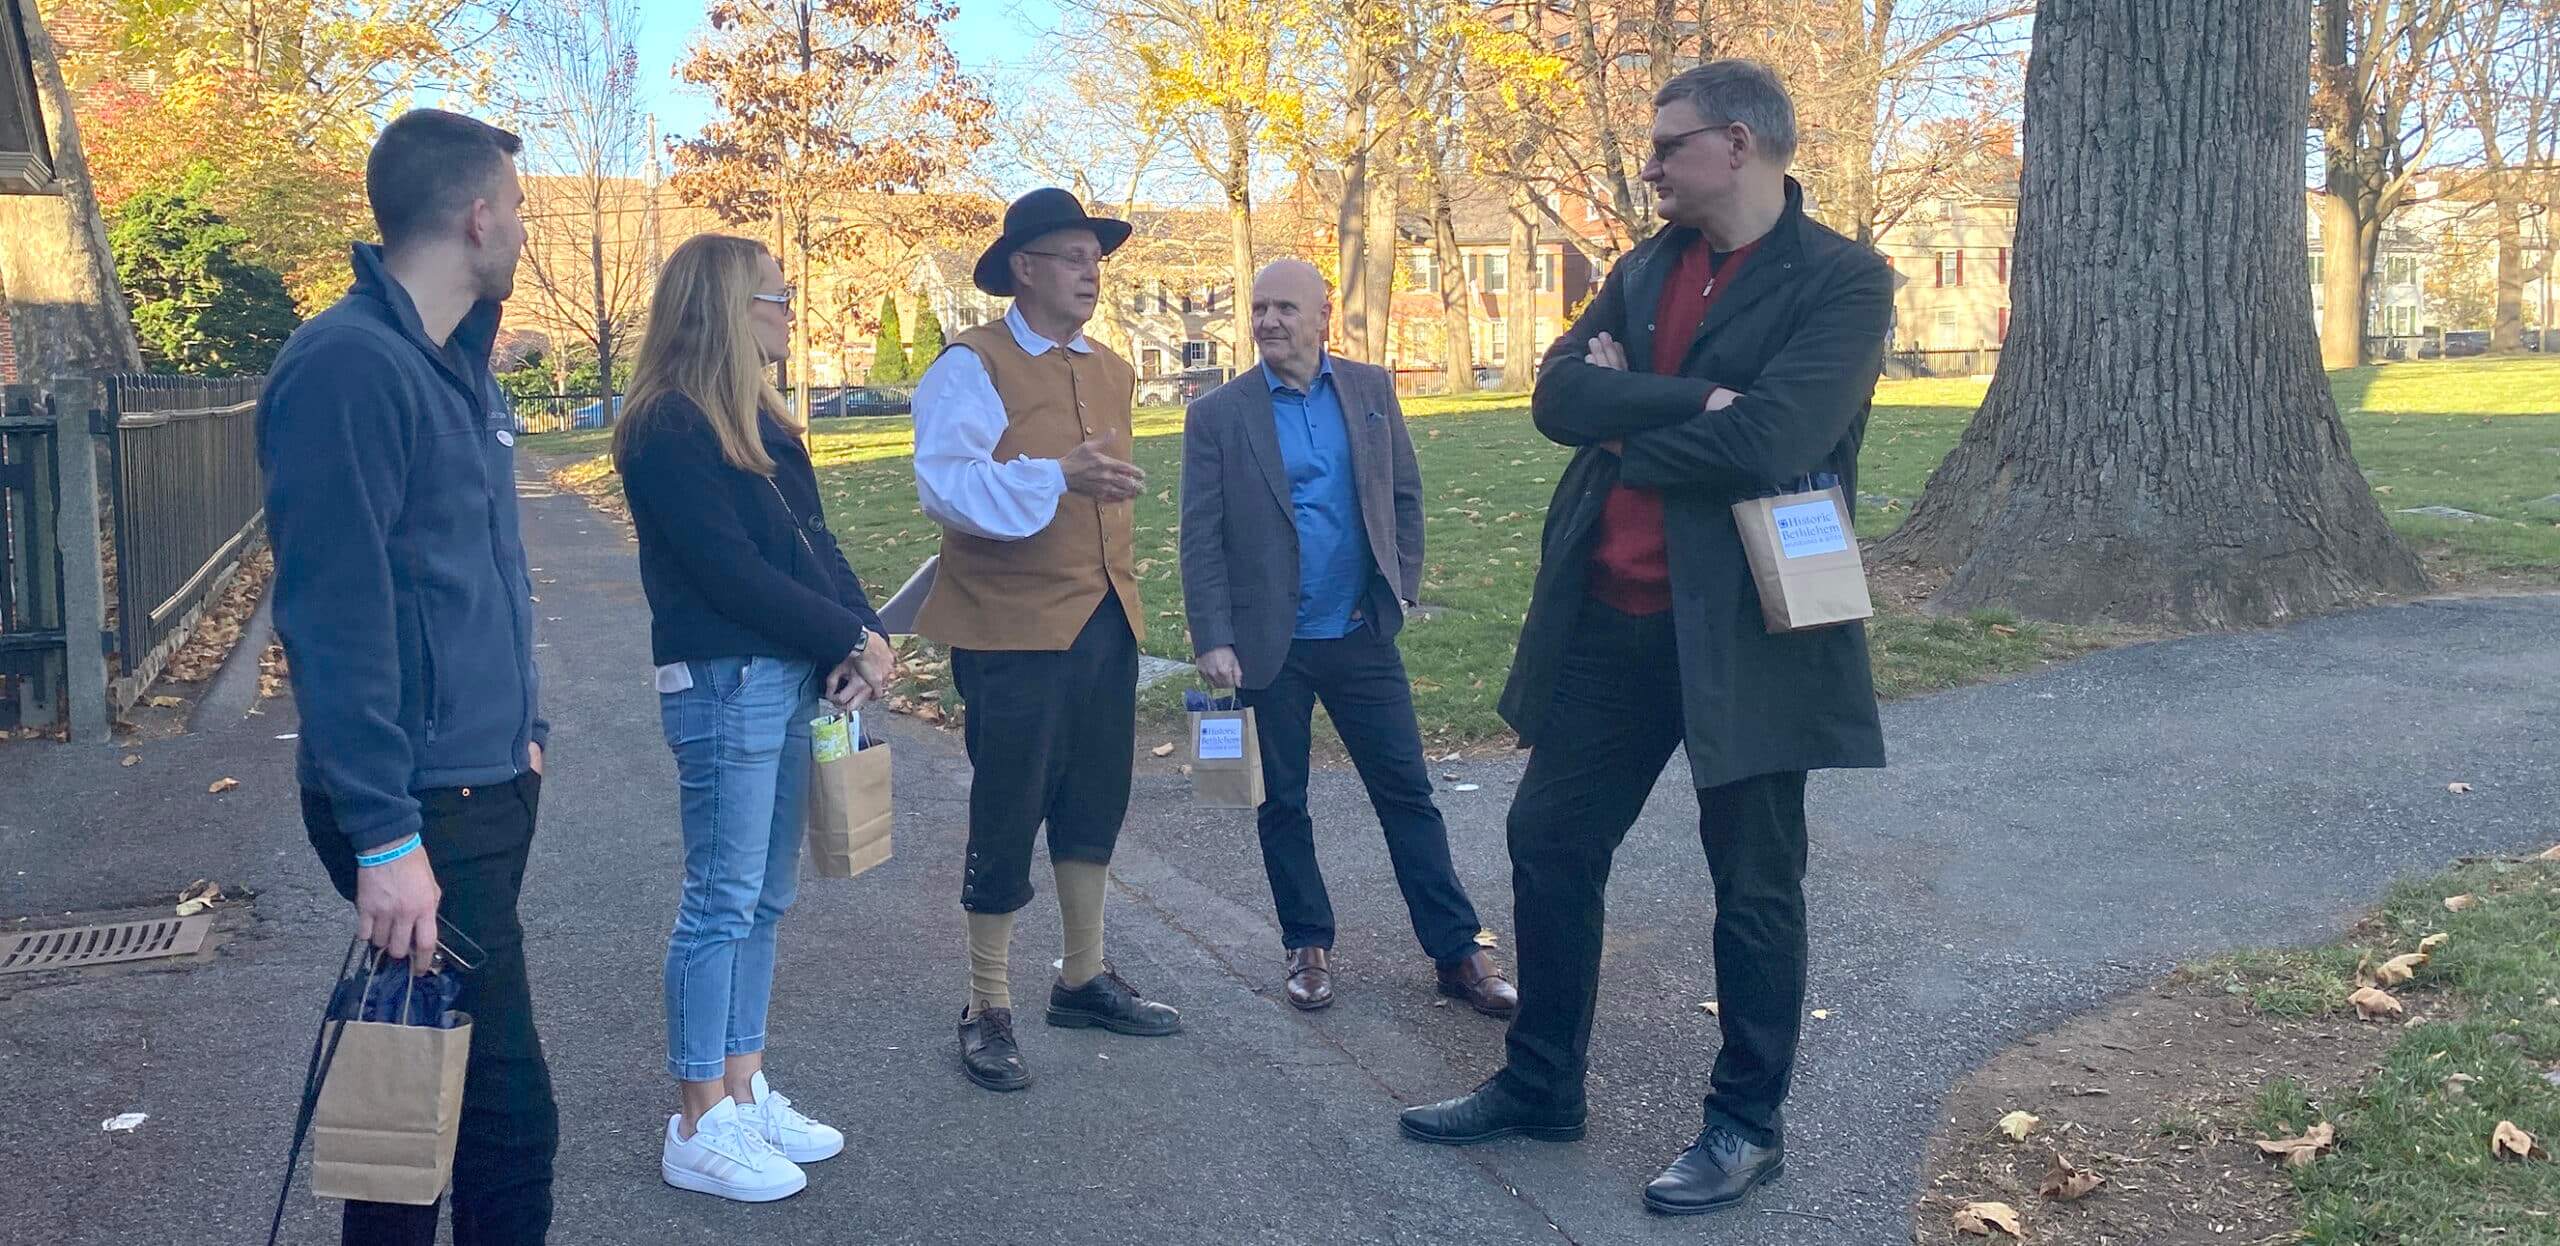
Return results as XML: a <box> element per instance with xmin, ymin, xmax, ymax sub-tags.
<box><xmin>910</xmin><ymin>305</ymin><xmax>1087</xmax><ymax>542</ymax></box>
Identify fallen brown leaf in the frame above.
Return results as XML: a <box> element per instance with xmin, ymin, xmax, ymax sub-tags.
<box><xmin>1997</xmin><ymin>1110</ymin><xmax>2041</xmax><ymax>1142</ymax></box>
<box><xmin>146</xmin><ymin>695</ymin><xmax>183</xmax><ymax>709</ymax></box>
<box><xmin>2538</xmin><ymin>843</ymin><xmax>2560</xmax><ymax>862</ymax></box>
<box><xmin>2493</xmin><ymin>1120</ymin><xmax>2539</xmax><ymax>1161</ymax></box>
<box><xmin>2038</xmin><ymin>1152</ymin><xmax>2104</xmax><ymax>1202</ymax></box>
<box><xmin>2444</xmin><ymin>894</ymin><xmax>2477</xmax><ymax>912</ymax></box>
<box><xmin>119</xmin><ymin>754</ymin><xmax>139</xmax><ymax>767</ymax></box>
<box><xmin>1951</xmin><ymin>1200</ymin><xmax>2025</xmax><ymax>1238</ymax></box>
<box><xmin>1989</xmin><ymin>624</ymin><xmax>2018</xmax><ymax>637</ymax></box>
<box><xmin>2418</xmin><ymin>932</ymin><xmax>2450</xmax><ymax>953</ymax></box>
<box><xmin>1150</xmin><ymin>742</ymin><xmax>1176</xmax><ymax>757</ymax></box>
<box><xmin>207</xmin><ymin>777</ymin><xmax>240</xmax><ymax>795</ymax></box>
<box><xmin>2349</xmin><ymin>986</ymin><xmax>2404</xmax><ymax>1020</ymax></box>
<box><xmin>1698</xmin><ymin>1000</ymin><xmax>1720</xmax><ymax>1015</ymax></box>
<box><xmin>2254</xmin><ymin>1121</ymin><xmax>2336</xmax><ymax>1169</ymax></box>
<box><xmin>1473</xmin><ymin>928</ymin><xmax>1499</xmax><ymax>948</ymax></box>
<box><xmin>2375</xmin><ymin>952</ymin><xmax>2428</xmax><ymax>986</ymax></box>
<box><xmin>2446</xmin><ymin>781</ymin><xmax>2473</xmax><ymax>794</ymax></box>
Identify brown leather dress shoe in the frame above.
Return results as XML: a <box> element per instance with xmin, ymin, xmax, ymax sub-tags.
<box><xmin>1436</xmin><ymin>949</ymin><xmax>1519</xmax><ymax>1017</ymax></box>
<box><xmin>1285</xmin><ymin>946</ymin><xmax>1334</xmax><ymax>1010</ymax></box>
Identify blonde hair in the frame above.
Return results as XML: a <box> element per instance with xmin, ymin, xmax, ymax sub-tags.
<box><xmin>615</xmin><ymin>233</ymin><xmax>788</xmax><ymax>475</ymax></box>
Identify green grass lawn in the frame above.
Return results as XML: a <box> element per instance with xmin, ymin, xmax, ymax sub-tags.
<box><xmin>528</xmin><ymin>355</ymin><xmax>2560</xmax><ymax>746</ymax></box>
<box><xmin>2190</xmin><ymin>854</ymin><xmax>2560</xmax><ymax>1243</ymax></box>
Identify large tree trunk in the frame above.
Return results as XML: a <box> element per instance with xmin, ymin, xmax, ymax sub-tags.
<box><xmin>1878</xmin><ymin>0</ymin><xmax>2424</xmax><ymax>627</ymax></box>
<box><xmin>1503</xmin><ymin>185</ymin><xmax>1537</xmax><ymax>390</ymax></box>
<box><xmin>1335</xmin><ymin>46</ymin><xmax>1373</xmax><ymax>361</ymax></box>
<box><xmin>1425</xmin><ymin>168</ymin><xmax>1474</xmax><ymax>392</ymax></box>
<box><xmin>0</xmin><ymin>0</ymin><xmax>144</xmax><ymax>381</ymax></box>
<box><xmin>1364</xmin><ymin>159</ymin><xmax>1399</xmax><ymax>364</ymax></box>
<box><xmin>2491</xmin><ymin>195</ymin><xmax>2525</xmax><ymax>351</ymax></box>
<box><xmin>1223</xmin><ymin>108</ymin><xmax>1257</xmax><ymax>367</ymax></box>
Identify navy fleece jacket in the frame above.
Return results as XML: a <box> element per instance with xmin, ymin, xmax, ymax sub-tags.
<box><xmin>258</xmin><ymin>243</ymin><xmax>548</xmax><ymax>853</ymax></box>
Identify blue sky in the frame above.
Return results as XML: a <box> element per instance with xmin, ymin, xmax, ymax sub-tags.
<box><xmin>632</xmin><ymin>1</ymin><xmax>1061</xmax><ymax>146</ymax></box>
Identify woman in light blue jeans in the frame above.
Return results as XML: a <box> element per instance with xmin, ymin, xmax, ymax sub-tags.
<box><xmin>615</xmin><ymin>235</ymin><xmax>893</xmax><ymax>1202</ymax></box>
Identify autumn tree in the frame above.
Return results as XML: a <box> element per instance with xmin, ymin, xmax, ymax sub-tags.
<box><xmin>2313</xmin><ymin>0</ymin><xmax>2462</xmax><ymax>368</ymax></box>
<box><xmin>503</xmin><ymin>0</ymin><xmax>649</xmax><ymax>409</ymax></box>
<box><xmin>58</xmin><ymin>0</ymin><xmax>514</xmax><ymax>310</ymax></box>
<box><xmin>1060</xmin><ymin>0</ymin><xmax>1306</xmax><ymax>361</ymax></box>
<box><xmin>672</xmin><ymin>0</ymin><xmax>992</xmax><ymax>423</ymax></box>
<box><xmin>1879</xmin><ymin>0</ymin><xmax>2423</xmax><ymax>626</ymax></box>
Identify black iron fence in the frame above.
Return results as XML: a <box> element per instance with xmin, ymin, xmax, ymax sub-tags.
<box><xmin>103</xmin><ymin>374</ymin><xmax>265</xmax><ymax>686</ymax></box>
<box><xmin>0</xmin><ymin>388</ymin><xmax>64</xmax><ymax>728</ymax></box>
<box><xmin>1884</xmin><ymin>347</ymin><xmax>2002</xmax><ymax>380</ymax></box>
<box><xmin>508</xmin><ymin>391</ymin><xmax>620</xmax><ymax>435</ymax></box>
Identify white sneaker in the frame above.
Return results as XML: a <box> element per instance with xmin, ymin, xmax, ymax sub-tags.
<box><xmin>742</xmin><ymin>1071</ymin><xmax>845</xmax><ymax>1163</ymax></box>
<box><xmin>661</xmin><ymin>1097</ymin><xmax>807</xmax><ymax>1202</ymax></box>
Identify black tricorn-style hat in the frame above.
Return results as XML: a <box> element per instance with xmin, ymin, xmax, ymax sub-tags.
<box><xmin>972</xmin><ymin>188</ymin><xmax>1134</xmax><ymax>296</ymax></box>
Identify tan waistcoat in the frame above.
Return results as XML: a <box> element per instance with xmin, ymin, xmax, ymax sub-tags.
<box><xmin>914</xmin><ymin>322</ymin><xmax>1146</xmax><ymax>651</ymax></box>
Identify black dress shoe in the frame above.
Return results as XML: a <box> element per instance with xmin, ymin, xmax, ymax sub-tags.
<box><xmin>1044</xmin><ymin>966</ymin><xmax>1182</xmax><ymax>1036</ymax></box>
<box><xmin>959</xmin><ymin>1007</ymin><xmax>1031</xmax><ymax>1092</ymax></box>
<box><xmin>1398</xmin><ymin>1075</ymin><xmax>1586</xmax><ymax>1146</ymax></box>
<box><xmin>1642</xmin><ymin>1125</ymin><xmax>1784</xmax><ymax>1215</ymax></box>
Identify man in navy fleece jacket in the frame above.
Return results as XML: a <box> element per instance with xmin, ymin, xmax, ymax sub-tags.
<box><xmin>258</xmin><ymin>109</ymin><xmax>558</xmax><ymax>1245</ymax></box>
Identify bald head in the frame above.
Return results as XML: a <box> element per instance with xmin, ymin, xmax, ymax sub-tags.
<box><xmin>1251</xmin><ymin>259</ymin><xmax>1332</xmax><ymax>388</ymax></box>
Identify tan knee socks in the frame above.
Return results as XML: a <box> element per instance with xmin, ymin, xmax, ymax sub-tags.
<box><xmin>966</xmin><ymin>910</ymin><xmax>1016</xmax><ymax>1014</ymax></box>
<box><xmin>1055</xmin><ymin>859</ymin><xmax>1108</xmax><ymax>989</ymax></box>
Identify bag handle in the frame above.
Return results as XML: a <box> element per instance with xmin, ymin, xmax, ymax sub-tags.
<box><xmin>265</xmin><ymin>937</ymin><xmax>365</xmax><ymax>1246</ymax></box>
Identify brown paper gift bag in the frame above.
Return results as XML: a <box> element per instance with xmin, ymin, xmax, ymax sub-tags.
<box><xmin>309</xmin><ymin>992</ymin><xmax>471</xmax><ymax>1205</ymax></box>
<box><xmin>1188</xmin><ymin>701</ymin><xmax>1264</xmax><ymax>809</ymax></box>
<box><xmin>1731</xmin><ymin>482</ymin><xmax>1874</xmax><ymax>633</ymax></box>
<box><xmin>806</xmin><ymin>712</ymin><xmax>893</xmax><ymax>878</ymax></box>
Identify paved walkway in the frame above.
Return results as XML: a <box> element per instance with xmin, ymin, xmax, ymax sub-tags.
<box><xmin>3</xmin><ymin>475</ymin><xmax>2555</xmax><ymax>1244</ymax></box>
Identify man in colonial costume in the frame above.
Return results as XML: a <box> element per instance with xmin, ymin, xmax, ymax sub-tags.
<box><xmin>911</xmin><ymin>189</ymin><xmax>1181</xmax><ymax>1092</ymax></box>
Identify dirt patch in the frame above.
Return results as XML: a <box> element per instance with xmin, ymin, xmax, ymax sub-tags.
<box><xmin>1915</xmin><ymin>974</ymin><xmax>2411</xmax><ymax>1245</ymax></box>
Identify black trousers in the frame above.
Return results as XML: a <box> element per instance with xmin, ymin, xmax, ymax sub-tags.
<box><xmin>950</xmin><ymin>595</ymin><xmax>1138</xmax><ymax>914</ymax></box>
<box><xmin>1238</xmin><ymin>622</ymin><xmax>1482</xmax><ymax>964</ymax></box>
<box><xmin>305</xmin><ymin>773</ymin><xmax>558</xmax><ymax>1246</ymax></box>
<box><xmin>1497</xmin><ymin>600</ymin><xmax>1810</xmax><ymax>1147</ymax></box>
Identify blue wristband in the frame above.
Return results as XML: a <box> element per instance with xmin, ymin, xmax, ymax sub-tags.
<box><xmin>356</xmin><ymin>833</ymin><xmax>422</xmax><ymax>869</ymax></box>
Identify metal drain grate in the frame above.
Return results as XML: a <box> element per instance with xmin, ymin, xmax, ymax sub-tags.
<box><xmin>0</xmin><ymin>914</ymin><xmax>212</xmax><ymax>975</ymax></box>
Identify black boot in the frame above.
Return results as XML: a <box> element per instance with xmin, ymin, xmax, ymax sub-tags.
<box><xmin>1044</xmin><ymin>966</ymin><xmax>1182</xmax><ymax>1036</ymax></box>
<box><xmin>1642</xmin><ymin>1124</ymin><xmax>1784</xmax><ymax>1215</ymax></box>
<box><xmin>959</xmin><ymin>1006</ymin><xmax>1032</xmax><ymax>1092</ymax></box>
<box><xmin>1398</xmin><ymin>1075</ymin><xmax>1585</xmax><ymax>1146</ymax></box>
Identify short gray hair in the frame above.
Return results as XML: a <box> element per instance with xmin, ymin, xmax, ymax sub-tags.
<box><xmin>1652</xmin><ymin>60</ymin><xmax>1797</xmax><ymax>170</ymax></box>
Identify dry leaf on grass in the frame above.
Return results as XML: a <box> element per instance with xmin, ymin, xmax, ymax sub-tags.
<box><xmin>2349</xmin><ymin>986</ymin><xmax>2404</xmax><ymax>1020</ymax></box>
<box><xmin>2038</xmin><ymin>1152</ymin><xmax>2104</xmax><ymax>1202</ymax></box>
<box><xmin>1149</xmin><ymin>742</ymin><xmax>1175</xmax><ymax>757</ymax></box>
<box><xmin>2538</xmin><ymin>843</ymin><xmax>2560</xmax><ymax>862</ymax></box>
<box><xmin>2419</xmin><ymin>932</ymin><xmax>2450</xmax><ymax>952</ymax></box>
<box><xmin>2254</xmin><ymin>1121</ymin><xmax>2335</xmax><ymax>1168</ymax></box>
<box><xmin>2492</xmin><ymin>1120</ymin><xmax>2540</xmax><ymax>1161</ymax></box>
<box><xmin>2375</xmin><ymin>952</ymin><xmax>2429</xmax><ymax>986</ymax></box>
<box><xmin>2446</xmin><ymin>781</ymin><xmax>2473</xmax><ymax>794</ymax></box>
<box><xmin>1997</xmin><ymin>1110</ymin><xmax>2042</xmax><ymax>1142</ymax></box>
<box><xmin>206</xmin><ymin>777</ymin><xmax>240</xmax><ymax>795</ymax></box>
<box><xmin>2444</xmin><ymin>894</ymin><xmax>2477</xmax><ymax>912</ymax></box>
<box><xmin>1951</xmin><ymin>1200</ymin><xmax>2026</xmax><ymax>1238</ymax></box>
<box><xmin>2443</xmin><ymin>1072</ymin><xmax>2477</xmax><ymax>1095</ymax></box>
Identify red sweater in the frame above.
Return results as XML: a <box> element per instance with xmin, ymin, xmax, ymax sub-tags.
<box><xmin>1586</xmin><ymin>237</ymin><xmax>1759</xmax><ymax>615</ymax></box>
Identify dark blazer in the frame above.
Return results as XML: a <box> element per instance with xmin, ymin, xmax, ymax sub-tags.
<box><xmin>1179</xmin><ymin>355</ymin><xmax>1422</xmax><ymax>691</ymax></box>
<box><xmin>617</xmin><ymin>394</ymin><xmax>885</xmax><ymax>668</ymax></box>
<box><xmin>1499</xmin><ymin>179</ymin><xmax>1892</xmax><ymax>789</ymax></box>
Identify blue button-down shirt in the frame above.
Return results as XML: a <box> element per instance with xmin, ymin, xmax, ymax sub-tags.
<box><xmin>1265</xmin><ymin>355</ymin><xmax>1370</xmax><ymax>639</ymax></box>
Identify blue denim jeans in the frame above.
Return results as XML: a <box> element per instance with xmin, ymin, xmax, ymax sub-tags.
<box><xmin>660</xmin><ymin>655</ymin><xmax>818</xmax><ymax>1082</ymax></box>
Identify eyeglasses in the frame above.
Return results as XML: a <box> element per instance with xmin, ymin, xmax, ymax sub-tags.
<box><xmin>751</xmin><ymin>285</ymin><xmax>795</xmax><ymax>308</ymax></box>
<box><xmin>1018</xmin><ymin>249</ymin><xmax>1105</xmax><ymax>272</ymax></box>
<box><xmin>1647</xmin><ymin>123</ymin><xmax>1725</xmax><ymax>165</ymax></box>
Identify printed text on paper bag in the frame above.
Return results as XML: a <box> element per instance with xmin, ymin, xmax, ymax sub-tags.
<box><xmin>1772</xmin><ymin>499</ymin><xmax>1849</xmax><ymax>559</ymax></box>
<box><xmin>1197</xmin><ymin>717</ymin><xmax>1246</xmax><ymax>760</ymax></box>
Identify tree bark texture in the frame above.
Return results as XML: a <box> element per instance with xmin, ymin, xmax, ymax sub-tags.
<box><xmin>1336</xmin><ymin>45</ymin><xmax>1373</xmax><ymax>361</ymax></box>
<box><xmin>1425</xmin><ymin>165</ymin><xmax>1474</xmax><ymax>390</ymax></box>
<box><xmin>1878</xmin><ymin>0</ymin><xmax>2425</xmax><ymax>627</ymax></box>
<box><xmin>1224</xmin><ymin>106</ymin><xmax>1257</xmax><ymax>363</ymax></box>
<box><xmin>1364</xmin><ymin>158</ymin><xmax>1399</xmax><ymax>364</ymax></box>
<box><xmin>1504</xmin><ymin>185</ymin><xmax>1537</xmax><ymax>390</ymax></box>
<box><xmin>0</xmin><ymin>0</ymin><xmax>144</xmax><ymax>382</ymax></box>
